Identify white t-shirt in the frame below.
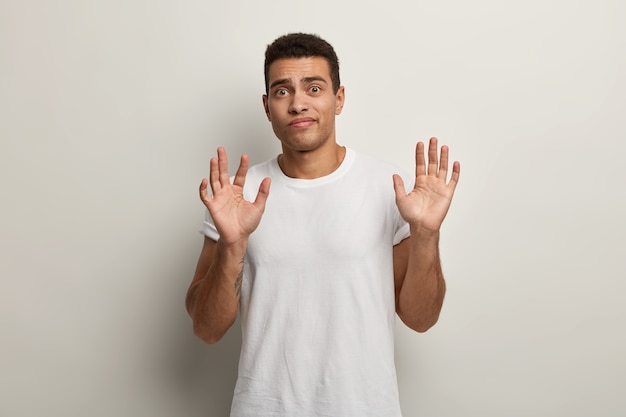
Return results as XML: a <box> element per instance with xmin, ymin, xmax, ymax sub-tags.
<box><xmin>201</xmin><ymin>148</ymin><xmax>412</xmax><ymax>417</ymax></box>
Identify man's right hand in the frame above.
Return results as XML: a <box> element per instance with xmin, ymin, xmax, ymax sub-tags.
<box><xmin>199</xmin><ymin>147</ymin><xmax>271</xmax><ymax>245</ymax></box>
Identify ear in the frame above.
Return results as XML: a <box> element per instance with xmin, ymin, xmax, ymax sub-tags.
<box><xmin>334</xmin><ymin>86</ymin><xmax>345</xmax><ymax>115</ymax></box>
<box><xmin>262</xmin><ymin>94</ymin><xmax>271</xmax><ymax>121</ymax></box>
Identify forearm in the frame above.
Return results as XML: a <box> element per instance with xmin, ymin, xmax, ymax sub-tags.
<box><xmin>397</xmin><ymin>227</ymin><xmax>446</xmax><ymax>332</ymax></box>
<box><xmin>186</xmin><ymin>239</ymin><xmax>246</xmax><ymax>344</ymax></box>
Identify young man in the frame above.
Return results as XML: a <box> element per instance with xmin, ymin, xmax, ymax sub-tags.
<box><xmin>186</xmin><ymin>33</ymin><xmax>460</xmax><ymax>416</ymax></box>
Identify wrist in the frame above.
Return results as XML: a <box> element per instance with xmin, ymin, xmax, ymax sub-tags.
<box><xmin>216</xmin><ymin>237</ymin><xmax>248</xmax><ymax>258</ymax></box>
<box><xmin>409</xmin><ymin>224</ymin><xmax>440</xmax><ymax>242</ymax></box>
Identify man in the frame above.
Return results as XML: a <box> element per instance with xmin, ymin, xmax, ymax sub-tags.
<box><xmin>186</xmin><ymin>33</ymin><xmax>460</xmax><ymax>416</ymax></box>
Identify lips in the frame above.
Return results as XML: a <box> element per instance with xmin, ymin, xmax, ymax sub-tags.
<box><xmin>289</xmin><ymin>117</ymin><xmax>316</xmax><ymax>128</ymax></box>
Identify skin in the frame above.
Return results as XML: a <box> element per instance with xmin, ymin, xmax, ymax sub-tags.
<box><xmin>185</xmin><ymin>57</ymin><xmax>460</xmax><ymax>343</ymax></box>
<box><xmin>262</xmin><ymin>57</ymin><xmax>346</xmax><ymax>179</ymax></box>
<box><xmin>393</xmin><ymin>138</ymin><xmax>460</xmax><ymax>331</ymax></box>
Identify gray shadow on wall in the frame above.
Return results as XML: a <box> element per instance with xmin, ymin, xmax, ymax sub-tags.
<box><xmin>219</xmin><ymin>112</ymin><xmax>281</xmax><ymax>171</ymax></box>
<box><xmin>174</xmin><ymin>315</ymin><xmax>243</xmax><ymax>416</ymax></box>
<box><xmin>167</xmin><ymin>97</ymin><xmax>279</xmax><ymax>415</ymax></box>
<box><xmin>149</xmin><ymin>232</ymin><xmax>242</xmax><ymax>416</ymax></box>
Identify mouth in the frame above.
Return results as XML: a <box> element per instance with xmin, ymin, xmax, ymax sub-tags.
<box><xmin>289</xmin><ymin>117</ymin><xmax>316</xmax><ymax>128</ymax></box>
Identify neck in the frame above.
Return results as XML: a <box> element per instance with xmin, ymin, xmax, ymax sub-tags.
<box><xmin>278</xmin><ymin>143</ymin><xmax>346</xmax><ymax>179</ymax></box>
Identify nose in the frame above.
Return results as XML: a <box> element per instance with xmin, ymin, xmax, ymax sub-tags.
<box><xmin>288</xmin><ymin>91</ymin><xmax>308</xmax><ymax>114</ymax></box>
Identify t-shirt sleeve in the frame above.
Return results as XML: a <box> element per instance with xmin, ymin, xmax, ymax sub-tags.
<box><xmin>199</xmin><ymin>208</ymin><xmax>220</xmax><ymax>241</ymax></box>
<box><xmin>392</xmin><ymin>170</ymin><xmax>414</xmax><ymax>245</ymax></box>
<box><xmin>393</xmin><ymin>222</ymin><xmax>410</xmax><ymax>245</ymax></box>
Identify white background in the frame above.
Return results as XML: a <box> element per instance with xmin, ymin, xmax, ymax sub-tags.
<box><xmin>1</xmin><ymin>0</ymin><xmax>624</xmax><ymax>416</ymax></box>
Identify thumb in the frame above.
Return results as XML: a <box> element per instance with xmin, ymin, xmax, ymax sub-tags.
<box><xmin>392</xmin><ymin>174</ymin><xmax>406</xmax><ymax>201</ymax></box>
<box><xmin>252</xmin><ymin>177</ymin><xmax>271</xmax><ymax>212</ymax></box>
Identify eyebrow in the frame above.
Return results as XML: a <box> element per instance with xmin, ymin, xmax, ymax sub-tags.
<box><xmin>269</xmin><ymin>76</ymin><xmax>328</xmax><ymax>90</ymax></box>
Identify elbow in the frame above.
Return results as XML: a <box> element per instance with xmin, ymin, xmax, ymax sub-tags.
<box><xmin>396</xmin><ymin>282</ymin><xmax>446</xmax><ymax>333</ymax></box>
<box><xmin>186</xmin><ymin>295</ymin><xmax>234</xmax><ymax>345</ymax></box>
<box><xmin>408</xmin><ymin>316</ymin><xmax>439</xmax><ymax>333</ymax></box>
<box><xmin>189</xmin><ymin>307</ymin><xmax>236</xmax><ymax>345</ymax></box>
<box><xmin>192</xmin><ymin>321</ymin><xmax>229</xmax><ymax>345</ymax></box>
<box><xmin>399</xmin><ymin>313</ymin><xmax>440</xmax><ymax>333</ymax></box>
<box><xmin>195</xmin><ymin>330</ymin><xmax>223</xmax><ymax>345</ymax></box>
<box><xmin>397</xmin><ymin>301</ymin><xmax>442</xmax><ymax>333</ymax></box>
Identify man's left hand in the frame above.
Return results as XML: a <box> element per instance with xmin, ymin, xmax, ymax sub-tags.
<box><xmin>393</xmin><ymin>137</ymin><xmax>461</xmax><ymax>234</ymax></box>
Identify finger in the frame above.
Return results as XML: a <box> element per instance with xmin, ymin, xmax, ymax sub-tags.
<box><xmin>217</xmin><ymin>147</ymin><xmax>230</xmax><ymax>187</ymax></box>
<box><xmin>233</xmin><ymin>154</ymin><xmax>249</xmax><ymax>188</ymax></box>
<box><xmin>415</xmin><ymin>141</ymin><xmax>426</xmax><ymax>177</ymax></box>
<box><xmin>199</xmin><ymin>178</ymin><xmax>211</xmax><ymax>204</ymax></box>
<box><xmin>427</xmin><ymin>137</ymin><xmax>438</xmax><ymax>176</ymax></box>
<box><xmin>208</xmin><ymin>157</ymin><xmax>221</xmax><ymax>193</ymax></box>
<box><xmin>252</xmin><ymin>177</ymin><xmax>272</xmax><ymax>211</ymax></box>
<box><xmin>448</xmin><ymin>161</ymin><xmax>461</xmax><ymax>190</ymax></box>
<box><xmin>392</xmin><ymin>174</ymin><xmax>407</xmax><ymax>201</ymax></box>
<box><xmin>438</xmin><ymin>145</ymin><xmax>449</xmax><ymax>181</ymax></box>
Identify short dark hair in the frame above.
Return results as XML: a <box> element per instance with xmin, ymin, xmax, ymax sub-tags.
<box><xmin>264</xmin><ymin>33</ymin><xmax>341</xmax><ymax>94</ymax></box>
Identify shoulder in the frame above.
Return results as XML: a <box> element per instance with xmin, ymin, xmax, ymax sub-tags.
<box><xmin>349</xmin><ymin>148</ymin><xmax>412</xmax><ymax>181</ymax></box>
<box><xmin>240</xmin><ymin>157</ymin><xmax>278</xmax><ymax>198</ymax></box>
<box><xmin>241</xmin><ymin>157</ymin><xmax>280</xmax><ymax>187</ymax></box>
<box><xmin>246</xmin><ymin>158</ymin><xmax>277</xmax><ymax>178</ymax></box>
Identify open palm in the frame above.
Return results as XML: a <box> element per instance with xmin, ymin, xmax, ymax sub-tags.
<box><xmin>199</xmin><ymin>147</ymin><xmax>271</xmax><ymax>245</ymax></box>
<box><xmin>393</xmin><ymin>138</ymin><xmax>460</xmax><ymax>233</ymax></box>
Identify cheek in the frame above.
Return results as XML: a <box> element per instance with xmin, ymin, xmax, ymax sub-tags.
<box><xmin>325</xmin><ymin>99</ymin><xmax>339</xmax><ymax>115</ymax></box>
<box><xmin>266</xmin><ymin>105</ymin><xmax>278</xmax><ymax>121</ymax></box>
<box><xmin>268</xmin><ymin>102</ymin><xmax>283</xmax><ymax>117</ymax></box>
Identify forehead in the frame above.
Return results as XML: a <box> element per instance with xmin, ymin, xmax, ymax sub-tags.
<box><xmin>267</xmin><ymin>57</ymin><xmax>332</xmax><ymax>83</ymax></box>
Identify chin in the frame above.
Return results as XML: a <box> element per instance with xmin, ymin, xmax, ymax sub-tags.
<box><xmin>284</xmin><ymin>143</ymin><xmax>325</xmax><ymax>154</ymax></box>
<box><xmin>279</xmin><ymin>135</ymin><xmax>330</xmax><ymax>153</ymax></box>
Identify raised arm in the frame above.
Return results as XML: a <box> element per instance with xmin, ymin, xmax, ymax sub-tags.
<box><xmin>186</xmin><ymin>147</ymin><xmax>270</xmax><ymax>344</ymax></box>
<box><xmin>392</xmin><ymin>137</ymin><xmax>460</xmax><ymax>332</ymax></box>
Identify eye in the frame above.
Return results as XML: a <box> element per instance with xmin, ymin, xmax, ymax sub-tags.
<box><xmin>275</xmin><ymin>88</ymin><xmax>288</xmax><ymax>96</ymax></box>
<box><xmin>310</xmin><ymin>85</ymin><xmax>321</xmax><ymax>93</ymax></box>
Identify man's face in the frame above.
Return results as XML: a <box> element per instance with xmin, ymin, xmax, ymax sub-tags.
<box><xmin>263</xmin><ymin>57</ymin><xmax>345</xmax><ymax>153</ymax></box>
